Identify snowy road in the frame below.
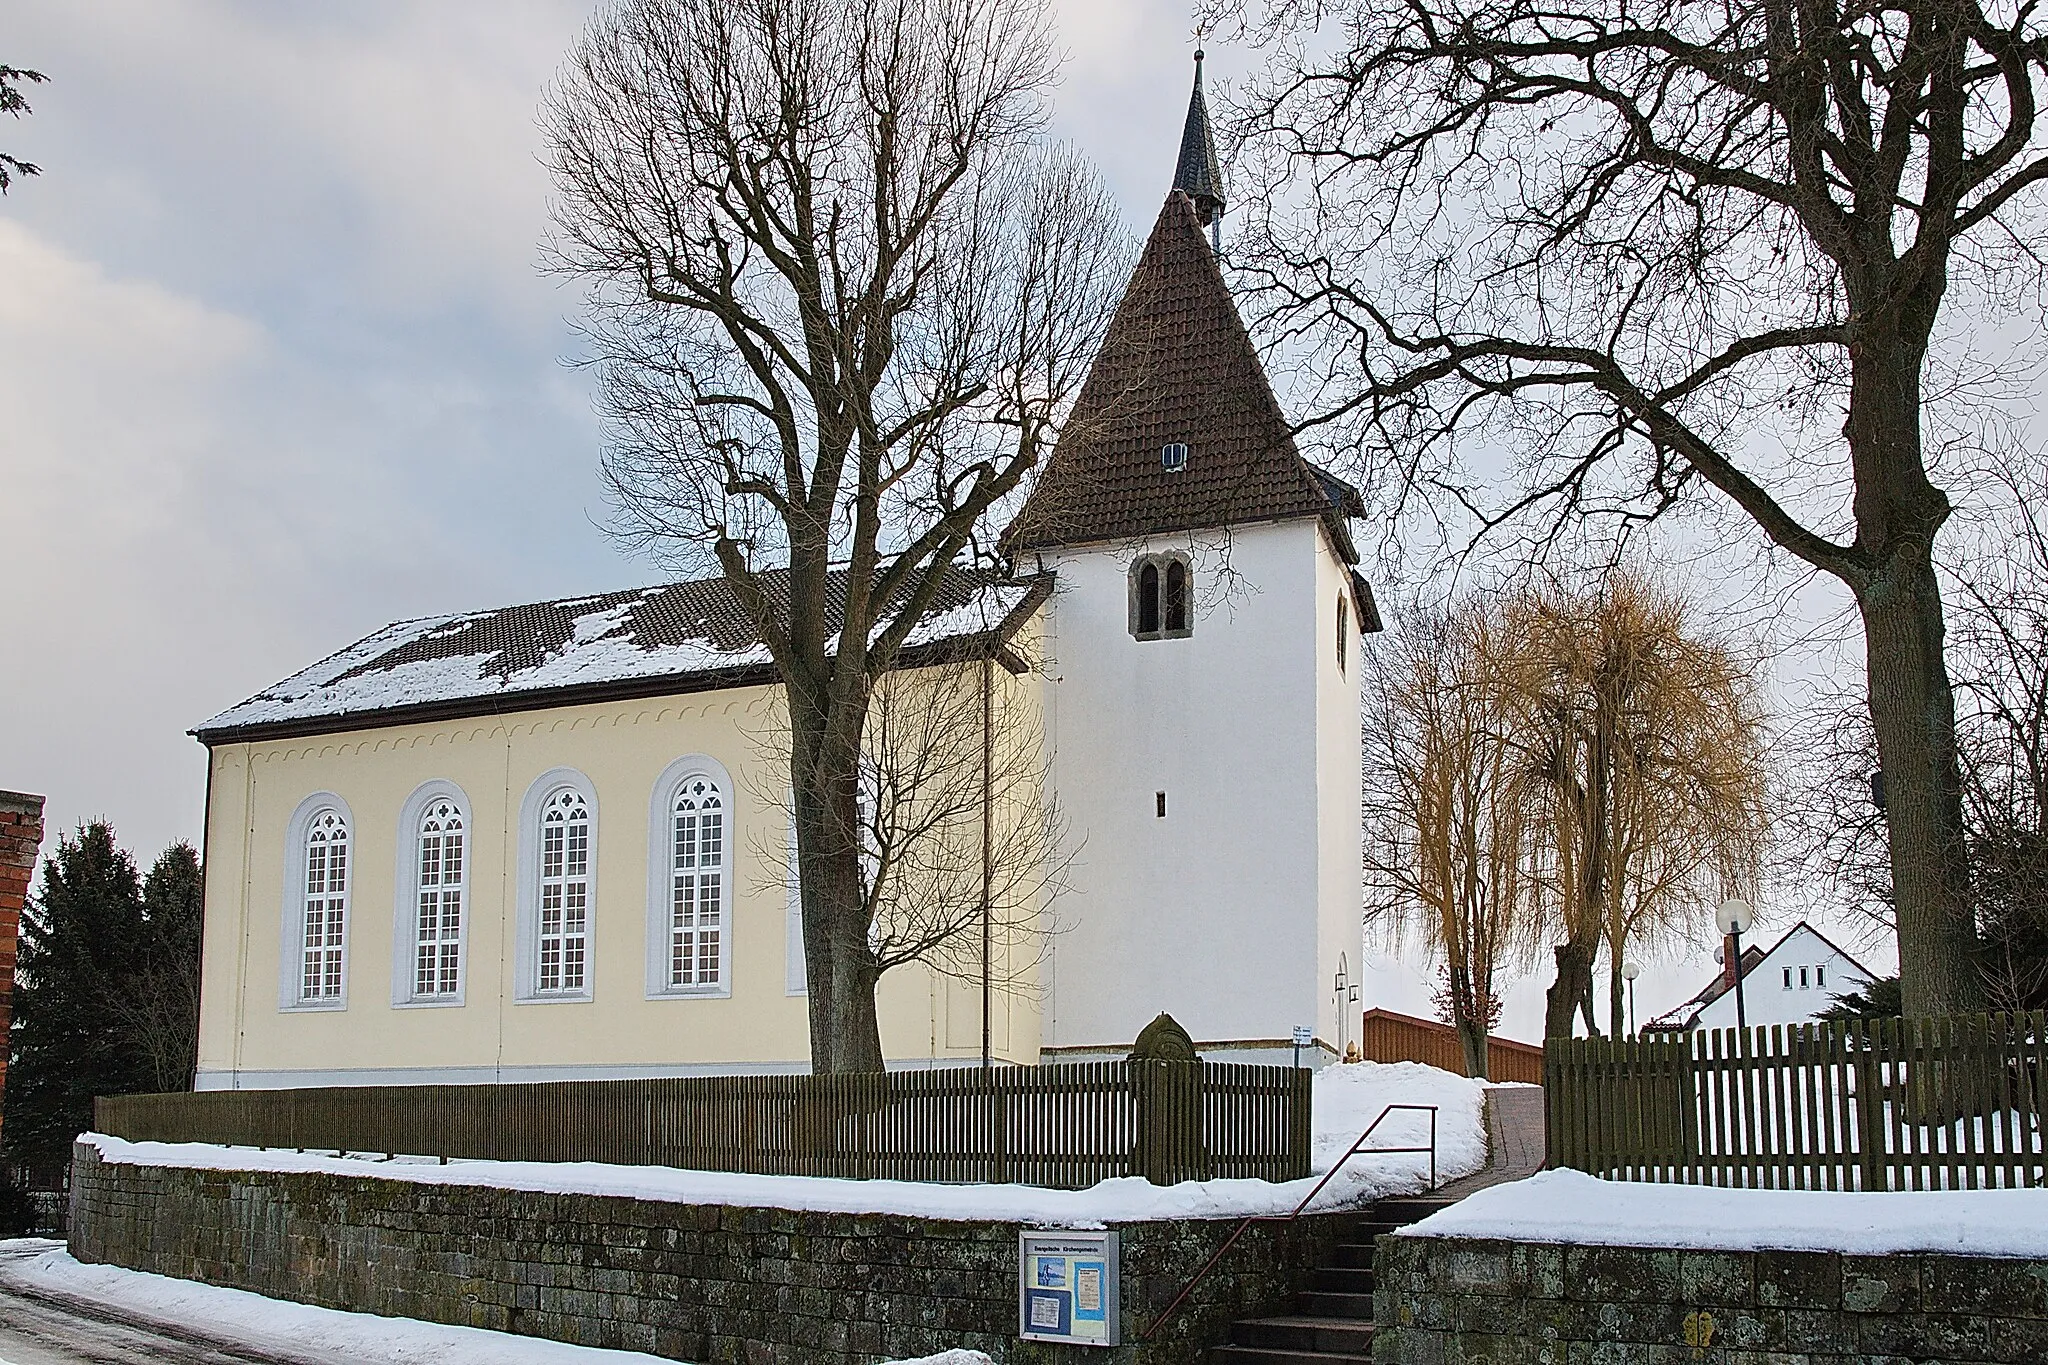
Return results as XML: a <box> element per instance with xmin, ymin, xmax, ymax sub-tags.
<box><xmin>0</xmin><ymin>1246</ymin><xmax>297</xmax><ymax>1365</ymax></box>
<box><xmin>0</xmin><ymin>1241</ymin><xmax>677</xmax><ymax>1365</ymax></box>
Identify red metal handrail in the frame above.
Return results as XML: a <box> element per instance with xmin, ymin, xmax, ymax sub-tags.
<box><xmin>1139</xmin><ymin>1102</ymin><xmax>1439</xmax><ymax>1341</ymax></box>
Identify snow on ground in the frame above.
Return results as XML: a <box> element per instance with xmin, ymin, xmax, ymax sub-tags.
<box><xmin>0</xmin><ymin>1240</ymin><xmax>669</xmax><ymax>1364</ymax></box>
<box><xmin>84</xmin><ymin>1060</ymin><xmax>1487</xmax><ymax>1227</ymax></box>
<box><xmin>880</xmin><ymin>1354</ymin><xmax>992</xmax><ymax>1365</ymax></box>
<box><xmin>1397</xmin><ymin>1168</ymin><xmax>2048</xmax><ymax>1258</ymax></box>
<box><xmin>1312</xmin><ymin>1061</ymin><xmax>1487</xmax><ymax>1191</ymax></box>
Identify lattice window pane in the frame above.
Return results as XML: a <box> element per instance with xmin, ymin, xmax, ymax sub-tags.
<box><xmin>299</xmin><ymin>811</ymin><xmax>350</xmax><ymax>1002</ymax></box>
<box><xmin>535</xmin><ymin>788</ymin><xmax>590</xmax><ymax>994</ymax></box>
<box><xmin>412</xmin><ymin>802</ymin><xmax>465</xmax><ymax>998</ymax></box>
<box><xmin>668</xmin><ymin>779</ymin><xmax>726</xmax><ymax>989</ymax></box>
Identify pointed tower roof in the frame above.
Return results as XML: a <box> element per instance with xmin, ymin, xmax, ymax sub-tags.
<box><xmin>1004</xmin><ymin>191</ymin><xmax>1361</xmax><ymax>558</ymax></box>
<box><xmin>1174</xmin><ymin>50</ymin><xmax>1225</xmax><ymax>227</ymax></box>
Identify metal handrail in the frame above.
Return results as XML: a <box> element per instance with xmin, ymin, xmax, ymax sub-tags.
<box><xmin>1138</xmin><ymin>1102</ymin><xmax>1439</xmax><ymax>1341</ymax></box>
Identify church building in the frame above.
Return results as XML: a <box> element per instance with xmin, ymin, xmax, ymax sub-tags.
<box><xmin>188</xmin><ymin>59</ymin><xmax>1377</xmax><ymax>1090</ymax></box>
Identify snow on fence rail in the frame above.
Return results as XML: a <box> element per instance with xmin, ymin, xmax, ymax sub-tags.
<box><xmin>1546</xmin><ymin>1011</ymin><xmax>2047</xmax><ymax>1190</ymax></box>
<box><xmin>94</xmin><ymin>1061</ymin><xmax>1314</xmax><ymax>1190</ymax></box>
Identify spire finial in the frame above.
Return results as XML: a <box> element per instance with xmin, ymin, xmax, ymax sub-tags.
<box><xmin>1172</xmin><ymin>43</ymin><xmax>1226</xmax><ymax>242</ymax></box>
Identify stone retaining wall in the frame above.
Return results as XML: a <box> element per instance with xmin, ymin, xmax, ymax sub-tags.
<box><xmin>1373</xmin><ymin>1232</ymin><xmax>2048</xmax><ymax>1364</ymax></box>
<box><xmin>70</xmin><ymin>1143</ymin><xmax>1358</xmax><ymax>1364</ymax></box>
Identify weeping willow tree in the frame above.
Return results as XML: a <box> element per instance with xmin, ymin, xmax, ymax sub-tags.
<box><xmin>1364</xmin><ymin>596</ymin><xmax>1541</xmax><ymax>1078</ymax></box>
<box><xmin>1510</xmin><ymin>573</ymin><xmax>1769</xmax><ymax>1038</ymax></box>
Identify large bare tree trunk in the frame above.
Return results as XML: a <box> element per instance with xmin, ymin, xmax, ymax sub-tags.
<box><xmin>790</xmin><ymin>680</ymin><xmax>886</xmax><ymax>1073</ymax></box>
<box><xmin>1849</xmin><ymin>343</ymin><xmax>1982</xmax><ymax>1017</ymax></box>
<box><xmin>1544</xmin><ymin>940</ymin><xmax>1599</xmax><ymax>1039</ymax></box>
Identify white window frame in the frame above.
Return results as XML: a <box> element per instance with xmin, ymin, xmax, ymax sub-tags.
<box><xmin>515</xmin><ymin>768</ymin><xmax>600</xmax><ymax>1003</ymax></box>
<box><xmin>645</xmin><ymin>755</ymin><xmax>735</xmax><ymax>999</ymax></box>
<box><xmin>391</xmin><ymin>780</ymin><xmax>472</xmax><ymax>1008</ymax></box>
<box><xmin>278</xmin><ymin>792</ymin><xmax>354</xmax><ymax>1012</ymax></box>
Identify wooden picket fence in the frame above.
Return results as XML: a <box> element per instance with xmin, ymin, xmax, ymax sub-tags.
<box><xmin>1547</xmin><ymin>1012</ymin><xmax>2048</xmax><ymax>1190</ymax></box>
<box><xmin>95</xmin><ymin>1060</ymin><xmax>1313</xmax><ymax>1190</ymax></box>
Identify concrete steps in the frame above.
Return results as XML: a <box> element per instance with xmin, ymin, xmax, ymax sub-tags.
<box><xmin>1205</xmin><ymin>1197</ymin><xmax>1451</xmax><ymax>1364</ymax></box>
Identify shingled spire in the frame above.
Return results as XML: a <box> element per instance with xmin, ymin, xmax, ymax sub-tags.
<box><xmin>1003</xmin><ymin>191</ymin><xmax>1362</xmax><ymax>560</ymax></box>
<box><xmin>1173</xmin><ymin>50</ymin><xmax>1225</xmax><ymax>242</ymax></box>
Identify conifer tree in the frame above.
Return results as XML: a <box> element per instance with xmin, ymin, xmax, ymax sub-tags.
<box><xmin>130</xmin><ymin>843</ymin><xmax>204</xmax><ymax>1093</ymax></box>
<box><xmin>1</xmin><ymin>823</ymin><xmax>193</xmax><ymax>1174</ymax></box>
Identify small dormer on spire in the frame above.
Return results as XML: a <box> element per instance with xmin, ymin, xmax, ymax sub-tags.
<box><xmin>1174</xmin><ymin>49</ymin><xmax>1226</xmax><ymax>248</ymax></box>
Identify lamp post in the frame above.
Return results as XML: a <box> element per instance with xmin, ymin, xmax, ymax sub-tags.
<box><xmin>1333</xmin><ymin>956</ymin><xmax>1350</xmax><ymax>1061</ymax></box>
<box><xmin>1716</xmin><ymin>898</ymin><xmax>1755</xmax><ymax>1032</ymax></box>
<box><xmin>1622</xmin><ymin>961</ymin><xmax>1640</xmax><ymax>1036</ymax></box>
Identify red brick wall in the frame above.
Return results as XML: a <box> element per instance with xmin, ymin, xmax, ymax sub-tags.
<box><xmin>0</xmin><ymin>790</ymin><xmax>47</xmax><ymax>1146</ymax></box>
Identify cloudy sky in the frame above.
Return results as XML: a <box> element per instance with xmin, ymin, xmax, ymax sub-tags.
<box><xmin>0</xmin><ymin>2</ymin><xmax>1884</xmax><ymax>1036</ymax></box>
<box><xmin>1</xmin><ymin>0</ymin><xmax>1211</xmax><ymax>846</ymax></box>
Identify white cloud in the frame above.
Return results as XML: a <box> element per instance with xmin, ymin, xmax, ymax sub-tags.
<box><xmin>0</xmin><ymin>221</ymin><xmax>278</xmax><ymax>856</ymax></box>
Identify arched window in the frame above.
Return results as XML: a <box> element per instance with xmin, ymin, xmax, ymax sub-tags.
<box><xmin>668</xmin><ymin>776</ymin><xmax>726</xmax><ymax>989</ymax></box>
<box><xmin>298</xmin><ymin>808</ymin><xmax>350</xmax><ymax>1003</ymax></box>
<box><xmin>537</xmin><ymin>787</ymin><xmax>592</xmax><ymax>994</ymax></box>
<box><xmin>1164</xmin><ymin>559</ymin><xmax>1188</xmax><ymax>633</ymax></box>
<box><xmin>647</xmin><ymin>757</ymin><xmax>735</xmax><ymax>998</ymax></box>
<box><xmin>1337</xmin><ymin>595</ymin><xmax>1349</xmax><ymax>673</ymax></box>
<box><xmin>413</xmin><ymin>798</ymin><xmax>465</xmax><ymax>998</ymax></box>
<box><xmin>1130</xmin><ymin>553</ymin><xmax>1194</xmax><ymax>641</ymax></box>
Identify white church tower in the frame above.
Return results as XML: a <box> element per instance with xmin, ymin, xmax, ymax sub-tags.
<box><xmin>1008</xmin><ymin>54</ymin><xmax>1377</xmax><ymax>1065</ymax></box>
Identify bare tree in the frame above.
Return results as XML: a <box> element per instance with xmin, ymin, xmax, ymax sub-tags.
<box><xmin>752</xmin><ymin>655</ymin><xmax>1073</xmax><ymax>1059</ymax></box>
<box><xmin>1783</xmin><ymin>449</ymin><xmax>2048</xmax><ymax>1010</ymax></box>
<box><xmin>1220</xmin><ymin>0</ymin><xmax>2048</xmax><ymax>1015</ymax></box>
<box><xmin>1364</xmin><ymin>595</ymin><xmax>1538</xmax><ymax>1077</ymax></box>
<box><xmin>544</xmin><ymin>0</ymin><xmax>1129</xmax><ymax>1070</ymax></box>
<box><xmin>1510</xmin><ymin>575</ymin><xmax>1767</xmax><ymax>1037</ymax></box>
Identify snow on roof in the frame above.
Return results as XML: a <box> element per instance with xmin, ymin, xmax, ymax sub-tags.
<box><xmin>196</xmin><ymin>568</ymin><xmax>1048</xmax><ymax>743</ymax></box>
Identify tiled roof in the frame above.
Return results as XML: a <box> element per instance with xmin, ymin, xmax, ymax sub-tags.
<box><xmin>1646</xmin><ymin>944</ymin><xmax>1767</xmax><ymax>1031</ymax></box>
<box><xmin>1005</xmin><ymin>191</ymin><xmax>1358</xmax><ymax>559</ymax></box>
<box><xmin>196</xmin><ymin>567</ymin><xmax>1048</xmax><ymax>743</ymax></box>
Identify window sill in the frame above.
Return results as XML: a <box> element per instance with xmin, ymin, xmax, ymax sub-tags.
<box><xmin>279</xmin><ymin>998</ymin><xmax>348</xmax><ymax>1014</ymax></box>
<box><xmin>1131</xmin><ymin>629</ymin><xmax>1194</xmax><ymax>642</ymax></box>
<box><xmin>513</xmin><ymin>991</ymin><xmax>595</xmax><ymax>1005</ymax></box>
<box><xmin>646</xmin><ymin>984</ymin><xmax>732</xmax><ymax>1001</ymax></box>
<box><xmin>393</xmin><ymin>995</ymin><xmax>467</xmax><ymax>1010</ymax></box>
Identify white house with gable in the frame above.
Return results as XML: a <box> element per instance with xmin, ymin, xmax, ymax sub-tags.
<box><xmin>1647</xmin><ymin>922</ymin><xmax>1876</xmax><ymax>1033</ymax></box>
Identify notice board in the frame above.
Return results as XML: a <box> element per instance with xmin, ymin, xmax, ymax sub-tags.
<box><xmin>1017</xmin><ymin>1229</ymin><xmax>1120</xmax><ymax>1346</ymax></box>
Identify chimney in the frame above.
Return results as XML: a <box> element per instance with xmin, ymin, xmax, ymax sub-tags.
<box><xmin>0</xmin><ymin>789</ymin><xmax>46</xmax><ymax>1149</ymax></box>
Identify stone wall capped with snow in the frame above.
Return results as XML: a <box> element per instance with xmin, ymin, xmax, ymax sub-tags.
<box><xmin>68</xmin><ymin>1142</ymin><xmax>1363</xmax><ymax>1365</ymax></box>
<box><xmin>1373</xmin><ymin>1233</ymin><xmax>2048</xmax><ymax>1364</ymax></box>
